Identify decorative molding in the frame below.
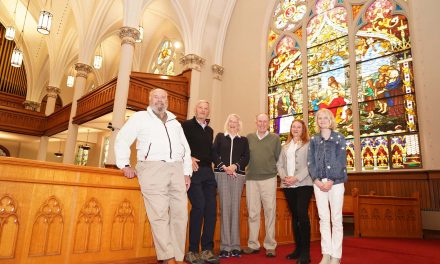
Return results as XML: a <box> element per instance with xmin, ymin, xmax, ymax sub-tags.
<box><xmin>74</xmin><ymin>63</ymin><xmax>92</xmax><ymax>79</ymax></box>
<box><xmin>0</xmin><ymin>194</ymin><xmax>19</xmax><ymax>258</ymax></box>
<box><xmin>179</xmin><ymin>54</ymin><xmax>205</xmax><ymax>71</ymax></box>
<box><xmin>46</xmin><ymin>86</ymin><xmax>61</xmax><ymax>98</ymax></box>
<box><xmin>73</xmin><ymin>198</ymin><xmax>103</xmax><ymax>253</ymax></box>
<box><xmin>23</xmin><ymin>100</ymin><xmax>41</xmax><ymax>111</ymax></box>
<box><xmin>29</xmin><ymin>196</ymin><xmax>64</xmax><ymax>256</ymax></box>
<box><xmin>119</xmin><ymin>27</ymin><xmax>139</xmax><ymax>47</ymax></box>
<box><xmin>111</xmin><ymin>200</ymin><xmax>135</xmax><ymax>250</ymax></box>
<box><xmin>211</xmin><ymin>64</ymin><xmax>224</xmax><ymax>80</ymax></box>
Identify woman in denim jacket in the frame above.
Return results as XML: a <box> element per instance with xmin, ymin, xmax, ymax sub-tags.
<box><xmin>308</xmin><ymin>108</ymin><xmax>347</xmax><ymax>264</ymax></box>
<box><xmin>276</xmin><ymin>119</ymin><xmax>313</xmax><ymax>264</ymax></box>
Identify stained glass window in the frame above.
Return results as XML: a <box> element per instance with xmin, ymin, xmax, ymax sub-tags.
<box><xmin>267</xmin><ymin>0</ymin><xmax>421</xmax><ymax>171</ymax></box>
<box><xmin>151</xmin><ymin>40</ymin><xmax>177</xmax><ymax>75</ymax></box>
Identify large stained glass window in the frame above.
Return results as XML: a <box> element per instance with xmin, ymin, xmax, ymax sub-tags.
<box><xmin>151</xmin><ymin>40</ymin><xmax>177</xmax><ymax>75</ymax></box>
<box><xmin>267</xmin><ymin>0</ymin><xmax>421</xmax><ymax>171</ymax></box>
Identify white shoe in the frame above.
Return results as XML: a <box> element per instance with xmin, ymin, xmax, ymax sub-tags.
<box><xmin>319</xmin><ymin>254</ymin><xmax>331</xmax><ymax>264</ymax></box>
<box><xmin>330</xmin><ymin>257</ymin><xmax>341</xmax><ymax>264</ymax></box>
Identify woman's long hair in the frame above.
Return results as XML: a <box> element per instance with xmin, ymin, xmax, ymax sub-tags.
<box><xmin>286</xmin><ymin>119</ymin><xmax>309</xmax><ymax>144</ymax></box>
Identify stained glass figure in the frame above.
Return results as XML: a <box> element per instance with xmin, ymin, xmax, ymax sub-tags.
<box><xmin>355</xmin><ymin>0</ymin><xmax>410</xmax><ymax>62</ymax></box>
<box><xmin>267</xmin><ymin>0</ymin><xmax>420</xmax><ymax>171</ymax></box>
<box><xmin>268</xmin><ymin>36</ymin><xmax>302</xmax><ymax>86</ymax></box>
<box><xmin>151</xmin><ymin>40</ymin><xmax>177</xmax><ymax>75</ymax></box>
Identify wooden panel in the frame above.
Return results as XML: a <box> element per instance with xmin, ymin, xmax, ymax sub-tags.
<box><xmin>0</xmin><ymin>92</ymin><xmax>25</xmax><ymax>109</ymax></box>
<box><xmin>128</xmin><ymin>71</ymin><xmax>190</xmax><ymax>122</ymax></box>
<box><xmin>0</xmin><ymin>157</ymin><xmax>303</xmax><ymax>263</ymax></box>
<box><xmin>73</xmin><ymin>78</ymin><xmax>117</xmax><ymax>125</ymax></box>
<box><xmin>346</xmin><ymin>171</ymin><xmax>439</xmax><ymax>211</ymax></box>
<box><xmin>0</xmin><ymin>106</ymin><xmax>46</xmax><ymax>136</ymax></box>
<box><xmin>45</xmin><ymin>104</ymin><xmax>71</xmax><ymax>136</ymax></box>
<box><xmin>353</xmin><ymin>192</ymin><xmax>422</xmax><ymax>238</ymax></box>
<box><xmin>1</xmin><ymin>157</ymin><xmax>436</xmax><ymax>263</ymax></box>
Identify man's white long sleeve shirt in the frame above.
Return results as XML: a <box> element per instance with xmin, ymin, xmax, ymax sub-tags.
<box><xmin>114</xmin><ymin>107</ymin><xmax>192</xmax><ymax>176</ymax></box>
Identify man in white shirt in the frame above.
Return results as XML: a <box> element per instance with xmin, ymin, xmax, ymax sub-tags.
<box><xmin>115</xmin><ymin>88</ymin><xmax>192</xmax><ymax>264</ymax></box>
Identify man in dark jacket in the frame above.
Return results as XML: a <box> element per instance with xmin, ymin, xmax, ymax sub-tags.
<box><xmin>182</xmin><ymin>100</ymin><xmax>219</xmax><ymax>264</ymax></box>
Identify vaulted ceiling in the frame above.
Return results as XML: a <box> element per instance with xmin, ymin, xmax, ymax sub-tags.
<box><xmin>0</xmin><ymin>0</ymin><xmax>237</xmax><ymax>106</ymax></box>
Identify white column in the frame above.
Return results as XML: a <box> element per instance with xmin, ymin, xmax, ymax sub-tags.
<box><xmin>210</xmin><ymin>64</ymin><xmax>224</xmax><ymax>131</ymax></box>
<box><xmin>106</xmin><ymin>27</ymin><xmax>139</xmax><ymax>166</ymax></box>
<box><xmin>37</xmin><ymin>137</ymin><xmax>49</xmax><ymax>161</ymax></box>
<box><xmin>63</xmin><ymin>63</ymin><xmax>92</xmax><ymax>164</ymax></box>
<box><xmin>180</xmin><ymin>54</ymin><xmax>206</xmax><ymax>118</ymax></box>
<box><xmin>37</xmin><ymin>86</ymin><xmax>61</xmax><ymax>161</ymax></box>
<box><xmin>45</xmin><ymin>86</ymin><xmax>60</xmax><ymax>115</ymax></box>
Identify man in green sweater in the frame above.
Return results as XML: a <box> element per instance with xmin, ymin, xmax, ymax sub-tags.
<box><xmin>243</xmin><ymin>113</ymin><xmax>281</xmax><ymax>257</ymax></box>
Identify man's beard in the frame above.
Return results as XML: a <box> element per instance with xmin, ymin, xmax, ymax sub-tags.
<box><xmin>155</xmin><ymin>102</ymin><xmax>167</xmax><ymax>112</ymax></box>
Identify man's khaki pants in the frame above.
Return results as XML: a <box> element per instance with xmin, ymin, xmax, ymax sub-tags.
<box><xmin>245</xmin><ymin>177</ymin><xmax>277</xmax><ymax>250</ymax></box>
<box><xmin>136</xmin><ymin>161</ymin><xmax>188</xmax><ymax>261</ymax></box>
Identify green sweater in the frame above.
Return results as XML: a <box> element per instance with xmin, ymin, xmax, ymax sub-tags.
<box><xmin>246</xmin><ymin>132</ymin><xmax>281</xmax><ymax>181</ymax></box>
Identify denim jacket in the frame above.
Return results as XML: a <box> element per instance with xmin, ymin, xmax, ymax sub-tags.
<box><xmin>307</xmin><ymin>131</ymin><xmax>347</xmax><ymax>185</ymax></box>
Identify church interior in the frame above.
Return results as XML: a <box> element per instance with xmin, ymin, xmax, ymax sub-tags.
<box><xmin>0</xmin><ymin>0</ymin><xmax>439</xmax><ymax>263</ymax></box>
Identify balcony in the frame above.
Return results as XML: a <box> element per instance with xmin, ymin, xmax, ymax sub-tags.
<box><xmin>0</xmin><ymin>70</ymin><xmax>191</xmax><ymax>137</ymax></box>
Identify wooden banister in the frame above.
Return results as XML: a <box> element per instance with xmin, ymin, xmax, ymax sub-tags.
<box><xmin>73</xmin><ymin>78</ymin><xmax>117</xmax><ymax>125</ymax></box>
<box><xmin>45</xmin><ymin>103</ymin><xmax>72</xmax><ymax>136</ymax></box>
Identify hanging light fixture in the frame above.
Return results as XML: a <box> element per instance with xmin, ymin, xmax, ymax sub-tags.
<box><xmin>37</xmin><ymin>0</ymin><xmax>53</xmax><ymax>35</ymax></box>
<box><xmin>81</xmin><ymin>130</ymin><xmax>91</xmax><ymax>150</ymax></box>
<box><xmin>11</xmin><ymin>0</ymin><xmax>31</xmax><ymax>68</ymax></box>
<box><xmin>93</xmin><ymin>45</ymin><xmax>103</xmax><ymax>69</ymax></box>
<box><xmin>4</xmin><ymin>0</ymin><xmax>19</xmax><ymax>41</ymax></box>
<box><xmin>10</xmin><ymin>47</ymin><xmax>23</xmax><ymax>67</ymax></box>
<box><xmin>5</xmin><ymin>26</ymin><xmax>16</xmax><ymax>41</ymax></box>
<box><xmin>136</xmin><ymin>25</ymin><xmax>144</xmax><ymax>43</ymax></box>
<box><xmin>66</xmin><ymin>66</ymin><xmax>75</xmax><ymax>87</ymax></box>
<box><xmin>54</xmin><ymin>140</ymin><xmax>63</xmax><ymax>157</ymax></box>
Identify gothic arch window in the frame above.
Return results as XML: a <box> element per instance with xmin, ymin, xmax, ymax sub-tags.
<box><xmin>151</xmin><ymin>39</ymin><xmax>177</xmax><ymax>76</ymax></box>
<box><xmin>267</xmin><ymin>0</ymin><xmax>421</xmax><ymax>171</ymax></box>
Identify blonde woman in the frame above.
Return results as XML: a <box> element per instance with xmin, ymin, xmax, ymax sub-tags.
<box><xmin>213</xmin><ymin>114</ymin><xmax>250</xmax><ymax>258</ymax></box>
<box><xmin>276</xmin><ymin>119</ymin><xmax>313</xmax><ymax>264</ymax></box>
<box><xmin>308</xmin><ymin>108</ymin><xmax>347</xmax><ymax>264</ymax></box>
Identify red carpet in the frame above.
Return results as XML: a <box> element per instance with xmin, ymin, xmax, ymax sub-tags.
<box><xmin>220</xmin><ymin>237</ymin><xmax>440</xmax><ymax>264</ymax></box>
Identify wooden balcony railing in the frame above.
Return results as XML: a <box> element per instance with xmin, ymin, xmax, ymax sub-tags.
<box><xmin>0</xmin><ymin>92</ymin><xmax>25</xmax><ymax>109</ymax></box>
<box><xmin>73</xmin><ymin>78</ymin><xmax>117</xmax><ymax>125</ymax></box>
<box><xmin>46</xmin><ymin>103</ymin><xmax>72</xmax><ymax>136</ymax></box>
<box><xmin>0</xmin><ymin>105</ymin><xmax>46</xmax><ymax>136</ymax></box>
<box><xmin>0</xmin><ymin>71</ymin><xmax>191</xmax><ymax>137</ymax></box>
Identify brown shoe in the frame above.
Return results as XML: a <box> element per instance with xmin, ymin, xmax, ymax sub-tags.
<box><xmin>242</xmin><ymin>246</ymin><xmax>260</xmax><ymax>254</ymax></box>
<box><xmin>266</xmin><ymin>249</ymin><xmax>276</xmax><ymax>257</ymax></box>
<box><xmin>163</xmin><ymin>258</ymin><xmax>177</xmax><ymax>264</ymax></box>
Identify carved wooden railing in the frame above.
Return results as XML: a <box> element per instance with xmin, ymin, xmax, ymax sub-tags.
<box><xmin>0</xmin><ymin>92</ymin><xmax>25</xmax><ymax>109</ymax></box>
<box><xmin>0</xmin><ymin>106</ymin><xmax>46</xmax><ymax>136</ymax></box>
<box><xmin>0</xmin><ymin>71</ymin><xmax>191</xmax><ymax>137</ymax></box>
<box><xmin>45</xmin><ymin>103</ymin><xmax>72</xmax><ymax>136</ymax></box>
<box><xmin>73</xmin><ymin>78</ymin><xmax>117</xmax><ymax>125</ymax></box>
<box><xmin>0</xmin><ymin>157</ymin><xmax>298</xmax><ymax>264</ymax></box>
